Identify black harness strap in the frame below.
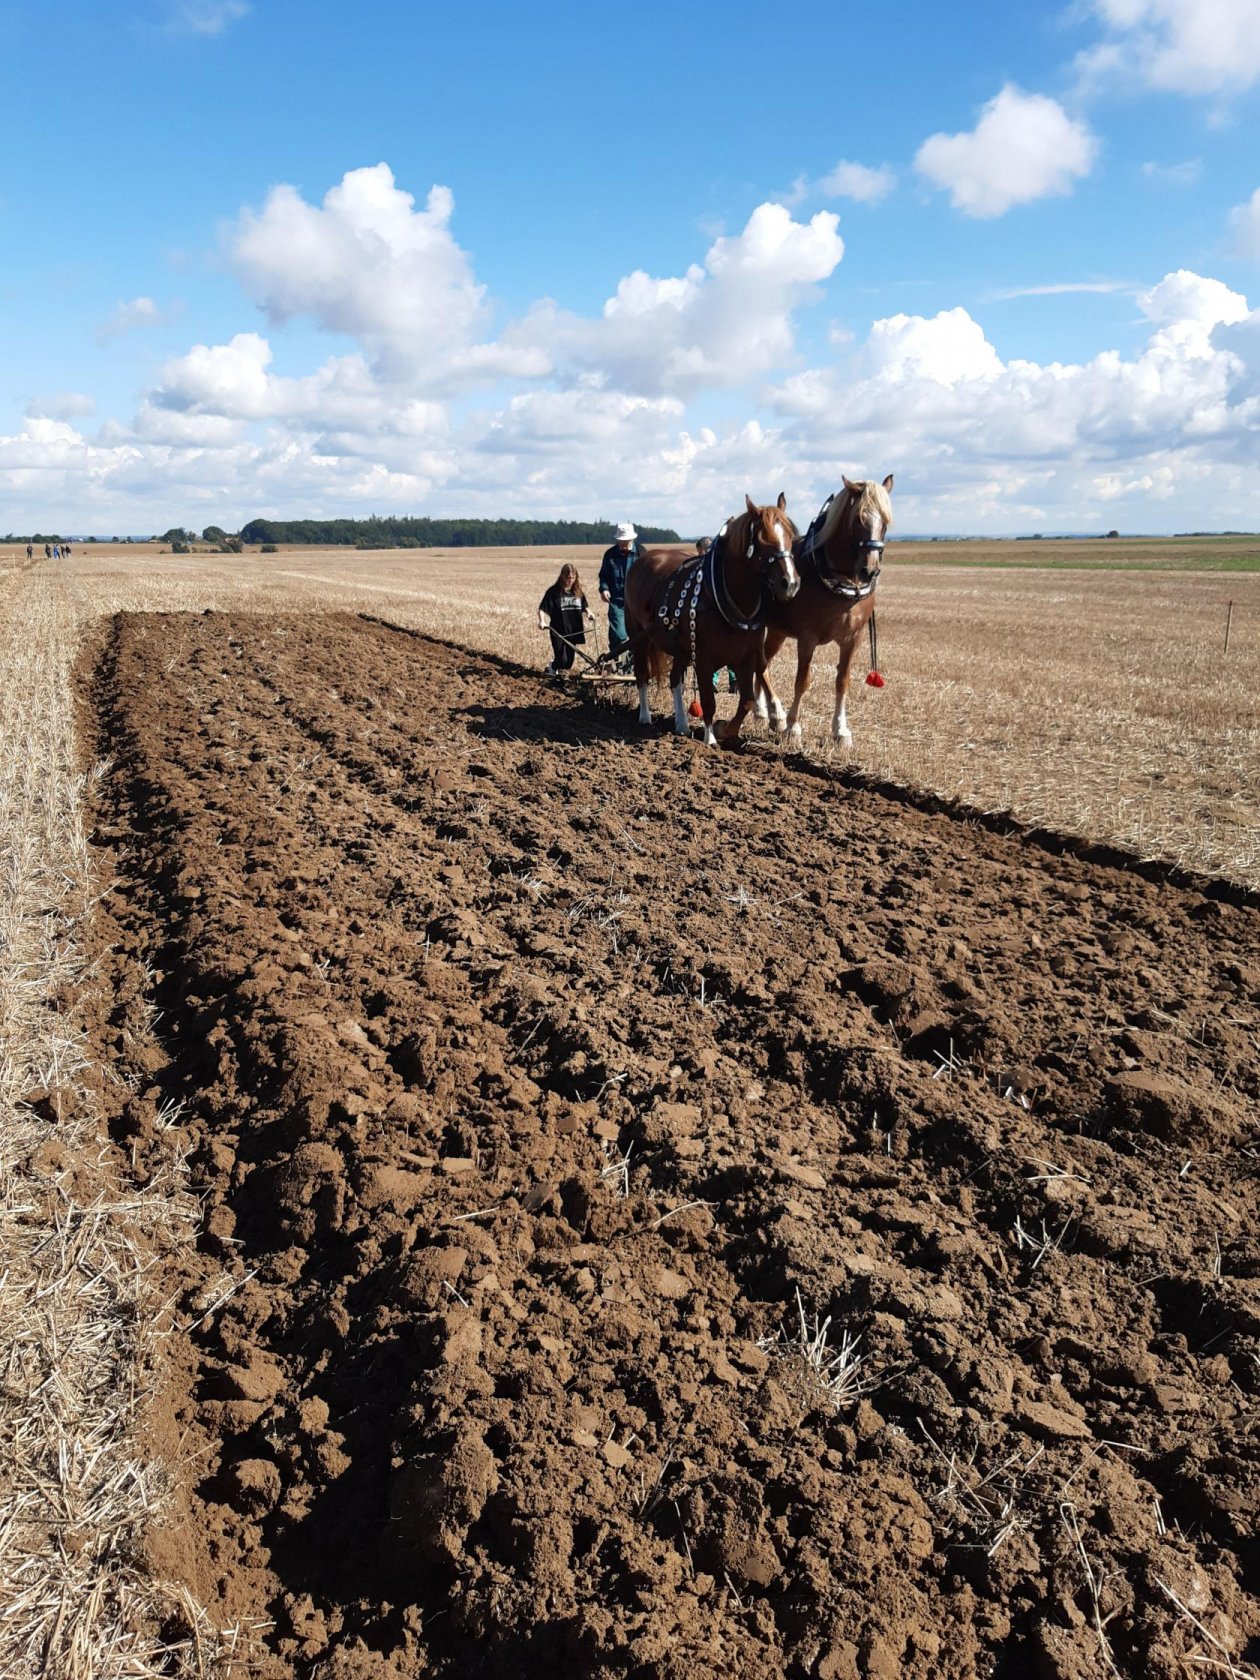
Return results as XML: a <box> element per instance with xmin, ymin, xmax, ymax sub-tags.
<box><xmin>708</xmin><ymin>525</ymin><xmax>769</xmax><ymax>633</ymax></box>
<box><xmin>802</xmin><ymin>491</ymin><xmax>883</xmax><ymax>600</ymax></box>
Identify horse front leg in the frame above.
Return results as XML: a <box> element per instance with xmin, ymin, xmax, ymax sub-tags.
<box><xmin>832</xmin><ymin>623</ymin><xmax>861</xmax><ymax>746</ymax></box>
<box><xmin>633</xmin><ymin>638</ymin><xmax>653</xmax><ymax>726</ymax></box>
<box><xmin>755</xmin><ymin>628</ymin><xmax>789</xmax><ymax>731</ymax></box>
<box><xmin>696</xmin><ymin>657</ymin><xmax>719</xmax><ymax>747</ymax></box>
<box><xmin>669</xmin><ymin>654</ymin><xmax>689</xmax><ymax>736</ymax></box>
<box><xmin>717</xmin><ymin>658</ymin><xmax>758</xmax><ymax>746</ymax></box>
<box><xmin>785</xmin><ymin>639</ymin><xmax>817</xmax><ymax>751</ymax></box>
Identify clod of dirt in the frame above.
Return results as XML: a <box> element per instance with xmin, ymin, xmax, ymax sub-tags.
<box><xmin>1103</xmin><ymin>1069</ymin><xmax>1230</xmax><ymax>1144</ymax></box>
<box><xmin>223</xmin><ymin>1457</ymin><xmax>282</xmax><ymax>1514</ymax></box>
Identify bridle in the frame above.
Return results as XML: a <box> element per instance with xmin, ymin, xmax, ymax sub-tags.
<box><xmin>708</xmin><ymin>514</ymin><xmax>798</xmax><ymax>631</ymax></box>
<box><xmin>800</xmin><ymin>490</ymin><xmax>884</xmax><ymax>600</ymax></box>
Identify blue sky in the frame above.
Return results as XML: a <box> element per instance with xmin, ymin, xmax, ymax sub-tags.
<box><xmin>4</xmin><ymin>0</ymin><xmax>1260</xmax><ymax>534</ymax></box>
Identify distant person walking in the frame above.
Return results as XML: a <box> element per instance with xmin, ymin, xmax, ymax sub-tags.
<box><xmin>25</xmin><ymin>544</ymin><xmax>32</xmax><ymax>561</ymax></box>
<box><xmin>599</xmin><ymin>522</ymin><xmax>641</xmax><ymax>664</ymax></box>
<box><xmin>538</xmin><ymin>563</ymin><xmax>592</xmax><ymax>675</ymax></box>
<box><xmin>44</xmin><ymin>544</ymin><xmax>51</xmax><ymax>560</ymax></box>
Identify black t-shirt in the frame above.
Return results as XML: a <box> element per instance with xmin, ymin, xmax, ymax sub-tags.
<box><xmin>540</xmin><ymin>585</ymin><xmax>588</xmax><ymax>636</ymax></box>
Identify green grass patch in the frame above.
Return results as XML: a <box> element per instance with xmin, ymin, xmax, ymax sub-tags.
<box><xmin>893</xmin><ymin>547</ymin><xmax>1260</xmax><ymax>574</ymax></box>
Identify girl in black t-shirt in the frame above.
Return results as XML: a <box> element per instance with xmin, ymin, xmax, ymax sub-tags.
<box><xmin>537</xmin><ymin>564</ymin><xmax>592</xmax><ymax>673</ymax></box>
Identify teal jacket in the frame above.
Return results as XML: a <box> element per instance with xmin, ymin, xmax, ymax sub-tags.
<box><xmin>598</xmin><ymin>543</ymin><xmax>638</xmax><ymax>605</ymax></box>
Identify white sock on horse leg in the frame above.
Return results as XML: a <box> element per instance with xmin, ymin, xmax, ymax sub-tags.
<box><xmin>832</xmin><ymin>700</ymin><xmax>851</xmax><ymax>744</ymax></box>
<box><xmin>672</xmin><ymin>684</ymin><xmax>688</xmax><ymax>735</ymax></box>
<box><xmin>771</xmin><ymin>697</ymin><xmax>787</xmax><ymax>730</ymax></box>
<box><xmin>637</xmin><ymin>685</ymin><xmax>651</xmax><ymax>724</ymax></box>
<box><xmin>754</xmin><ymin>691</ymin><xmax>769</xmax><ymax>721</ymax></box>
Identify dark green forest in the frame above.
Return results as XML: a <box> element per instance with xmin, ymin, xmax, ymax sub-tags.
<box><xmin>238</xmin><ymin>515</ymin><xmax>681</xmax><ymax>547</ymax></box>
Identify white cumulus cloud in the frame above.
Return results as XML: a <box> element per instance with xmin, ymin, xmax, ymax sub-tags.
<box><xmin>513</xmin><ymin>201</ymin><xmax>845</xmax><ymax>397</ymax></box>
<box><xmin>817</xmin><ymin>160</ymin><xmax>896</xmax><ymax>204</ymax></box>
<box><xmin>96</xmin><ymin>296</ymin><xmax>180</xmax><ymax>344</ymax></box>
<box><xmin>915</xmin><ymin>85</ymin><xmax>1098</xmax><ymax>217</ymax></box>
<box><xmin>231</xmin><ymin>164</ymin><xmax>501</xmax><ymax>382</ymax></box>
<box><xmin>1079</xmin><ymin>0</ymin><xmax>1260</xmax><ymax>95</ymax></box>
<box><xmin>764</xmin><ymin>269</ymin><xmax>1259</xmax><ymax>534</ymax></box>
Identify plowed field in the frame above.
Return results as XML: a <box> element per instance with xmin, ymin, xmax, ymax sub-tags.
<box><xmin>81</xmin><ymin>611</ymin><xmax>1260</xmax><ymax>1680</ymax></box>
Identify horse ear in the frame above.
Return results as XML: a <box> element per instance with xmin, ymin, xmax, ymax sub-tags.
<box><xmin>842</xmin><ymin>475</ymin><xmax>858</xmax><ymax>494</ymax></box>
<box><xmin>745</xmin><ymin>493</ymin><xmax>757</xmax><ymax>516</ymax></box>
<box><xmin>882</xmin><ymin>473</ymin><xmax>894</xmax><ymax>491</ymax></box>
<box><xmin>776</xmin><ymin>491</ymin><xmax>787</xmax><ymax>511</ymax></box>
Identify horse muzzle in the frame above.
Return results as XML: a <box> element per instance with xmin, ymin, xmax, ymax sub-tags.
<box><xmin>768</xmin><ymin>557</ymin><xmax>801</xmax><ymax>601</ymax></box>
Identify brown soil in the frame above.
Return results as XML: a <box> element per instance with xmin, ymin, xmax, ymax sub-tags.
<box><xmin>80</xmin><ymin>611</ymin><xmax>1260</xmax><ymax>1680</ymax></box>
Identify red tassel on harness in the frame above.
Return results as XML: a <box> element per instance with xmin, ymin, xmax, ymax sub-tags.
<box><xmin>688</xmin><ymin>698</ymin><xmax>703</xmax><ymax>717</ymax></box>
<box><xmin>865</xmin><ymin>670</ymin><xmax>885</xmax><ymax>688</ymax></box>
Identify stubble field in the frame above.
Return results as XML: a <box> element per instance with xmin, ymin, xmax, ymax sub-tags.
<box><xmin>2</xmin><ymin>539</ymin><xmax>1259</xmax><ymax>1680</ymax></box>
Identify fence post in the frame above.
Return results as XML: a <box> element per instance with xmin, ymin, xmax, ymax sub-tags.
<box><xmin>1224</xmin><ymin>600</ymin><xmax>1234</xmax><ymax>655</ymax></box>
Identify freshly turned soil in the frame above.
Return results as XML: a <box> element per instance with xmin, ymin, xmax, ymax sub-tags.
<box><xmin>81</xmin><ymin>611</ymin><xmax>1260</xmax><ymax>1679</ymax></box>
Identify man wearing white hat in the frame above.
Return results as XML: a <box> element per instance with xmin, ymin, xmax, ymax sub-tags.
<box><xmin>598</xmin><ymin>522</ymin><xmax>640</xmax><ymax>664</ymax></box>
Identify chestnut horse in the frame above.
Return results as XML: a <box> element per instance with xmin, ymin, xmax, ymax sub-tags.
<box><xmin>757</xmin><ymin>474</ymin><xmax>893</xmax><ymax>748</ymax></box>
<box><xmin>625</xmin><ymin>495</ymin><xmax>800</xmax><ymax>746</ymax></box>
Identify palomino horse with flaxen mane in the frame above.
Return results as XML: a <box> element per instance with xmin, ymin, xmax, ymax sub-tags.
<box><xmin>756</xmin><ymin>474</ymin><xmax>894</xmax><ymax>749</ymax></box>
<box><xmin>625</xmin><ymin>496</ymin><xmax>801</xmax><ymax>746</ymax></box>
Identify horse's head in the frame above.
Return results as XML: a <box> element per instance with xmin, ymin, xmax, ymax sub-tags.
<box><xmin>813</xmin><ymin>474</ymin><xmax>894</xmax><ymax>592</ymax></box>
<box><xmin>743</xmin><ymin>492</ymin><xmax>801</xmax><ymax>602</ymax></box>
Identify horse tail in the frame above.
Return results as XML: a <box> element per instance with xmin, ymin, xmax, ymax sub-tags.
<box><xmin>646</xmin><ymin>643</ymin><xmax>671</xmax><ymax>686</ymax></box>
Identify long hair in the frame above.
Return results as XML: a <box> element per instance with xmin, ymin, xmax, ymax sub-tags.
<box><xmin>554</xmin><ymin>562</ymin><xmax>585</xmax><ymax>598</ymax></box>
<box><xmin>818</xmin><ymin>480</ymin><xmax>893</xmax><ymax>546</ymax></box>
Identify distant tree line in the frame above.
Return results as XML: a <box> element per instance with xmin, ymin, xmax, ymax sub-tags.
<box><xmin>237</xmin><ymin>515</ymin><xmax>681</xmax><ymax>548</ymax></box>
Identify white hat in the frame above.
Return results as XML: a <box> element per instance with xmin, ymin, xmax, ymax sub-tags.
<box><xmin>615</xmin><ymin>522</ymin><xmax>637</xmax><ymax>542</ymax></box>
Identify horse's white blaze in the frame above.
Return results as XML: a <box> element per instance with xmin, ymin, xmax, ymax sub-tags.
<box><xmin>637</xmin><ymin>684</ymin><xmax>652</xmax><ymax>725</ymax></box>
<box><xmin>672</xmin><ymin>683</ymin><xmax>688</xmax><ymax>735</ymax></box>
<box><xmin>774</xmin><ymin>523</ymin><xmax>800</xmax><ymax>594</ymax></box>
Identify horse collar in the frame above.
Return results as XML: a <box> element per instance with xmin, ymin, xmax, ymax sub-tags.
<box><xmin>709</xmin><ymin>526</ymin><xmax>768</xmax><ymax>633</ymax></box>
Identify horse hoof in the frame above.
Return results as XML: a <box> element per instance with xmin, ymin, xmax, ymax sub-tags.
<box><xmin>787</xmin><ymin>726</ymin><xmax>805</xmax><ymax>754</ymax></box>
<box><xmin>832</xmin><ymin>729</ymin><xmax>853</xmax><ymax>748</ymax></box>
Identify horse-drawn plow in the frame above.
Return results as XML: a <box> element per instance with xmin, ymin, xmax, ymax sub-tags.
<box><xmin>78</xmin><ymin>608</ymin><xmax>1260</xmax><ymax>1679</ymax></box>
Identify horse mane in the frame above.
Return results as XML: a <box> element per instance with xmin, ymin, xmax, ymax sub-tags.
<box><xmin>817</xmin><ymin>480</ymin><xmax>893</xmax><ymax>546</ymax></box>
